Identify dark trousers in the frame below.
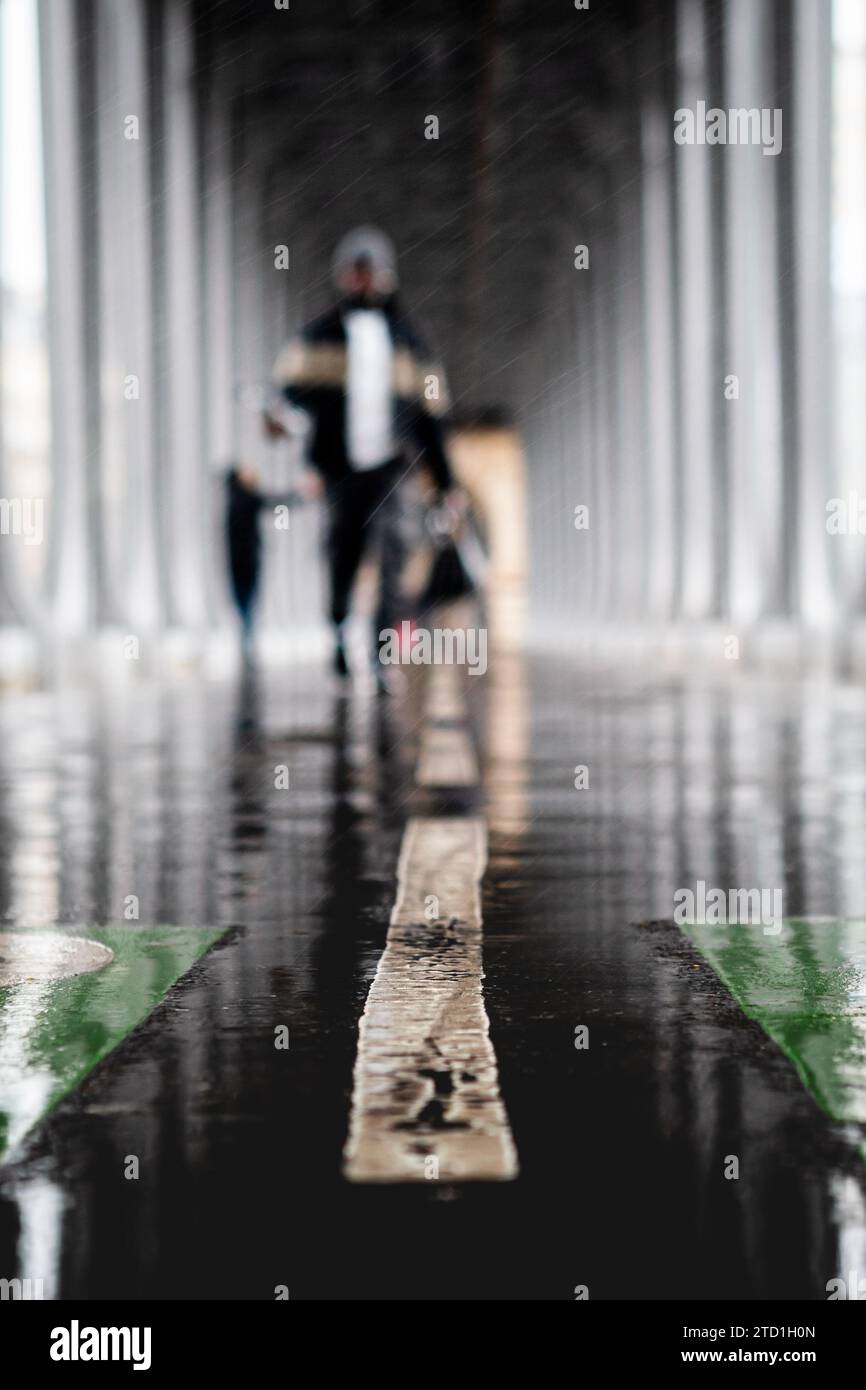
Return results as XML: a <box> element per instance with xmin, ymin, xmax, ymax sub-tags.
<box><xmin>325</xmin><ymin>460</ymin><xmax>406</xmax><ymax>650</ymax></box>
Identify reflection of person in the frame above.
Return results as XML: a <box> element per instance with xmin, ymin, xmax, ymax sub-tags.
<box><xmin>264</xmin><ymin>227</ymin><xmax>455</xmax><ymax>686</ymax></box>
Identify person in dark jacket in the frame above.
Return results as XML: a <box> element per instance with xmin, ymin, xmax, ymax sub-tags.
<box><xmin>226</xmin><ymin>465</ymin><xmax>264</xmax><ymax>658</ymax></box>
<box><xmin>264</xmin><ymin>226</ymin><xmax>455</xmax><ymax>682</ymax></box>
<box><xmin>225</xmin><ymin>463</ymin><xmax>302</xmax><ymax>660</ymax></box>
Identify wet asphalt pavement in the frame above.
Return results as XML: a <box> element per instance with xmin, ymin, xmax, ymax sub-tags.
<box><xmin>1</xmin><ymin>654</ymin><xmax>865</xmax><ymax>1300</ymax></box>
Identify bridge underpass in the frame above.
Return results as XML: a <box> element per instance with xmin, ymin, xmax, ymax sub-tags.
<box><xmin>0</xmin><ymin>0</ymin><xmax>865</xmax><ymax>1319</ymax></box>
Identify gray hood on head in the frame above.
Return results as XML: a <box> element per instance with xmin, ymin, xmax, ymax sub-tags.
<box><xmin>332</xmin><ymin>226</ymin><xmax>398</xmax><ymax>290</ymax></box>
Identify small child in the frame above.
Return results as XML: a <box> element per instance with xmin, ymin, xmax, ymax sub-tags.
<box><xmin>225</xmin><ymin>464</ymin><xmax>303</xmax><ymax>657</ymax></box>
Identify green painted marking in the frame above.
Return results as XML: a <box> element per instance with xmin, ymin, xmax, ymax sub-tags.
<box><xmin>681</xmin><ymin>918</ymin><xmax>866</xmax><ymax>1126</ymax></box>
<box><xmin>0</xmin><ymin>926</ymin><xmax>225</xmax><ymax>1161</ymax></box>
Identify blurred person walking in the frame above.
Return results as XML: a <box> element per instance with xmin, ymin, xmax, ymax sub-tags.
<box><xmin>224</xmin><ymin>463</ymin><xmax>303</xmax><ymax>661</ymax></box>
<box><xmin>264</xmin><ymin>227</ymin><xmax>455</xmax><ymax>689</ymax></box>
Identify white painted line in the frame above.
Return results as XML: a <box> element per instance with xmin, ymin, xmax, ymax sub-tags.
<box><xmin>343</xmin><ymin>816</ymin><xmax>518</xmax><ymax>1183</ymax></box>
<box><xmin>423</xmin><ymin>664</ymin><xmax>466</xmax><ymax>723</ymax></box>
<box><xmin>415</xmin><ymin>724</ymin><xmax>479</xmax><ymax>787</ymax></box>
<box><xmin>417</xmin><ymin>661</ymin><xmax>479</xmax><ymax>787</ymax></box>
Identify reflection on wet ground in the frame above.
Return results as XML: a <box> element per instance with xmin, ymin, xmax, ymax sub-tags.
<box><xmin>0</xmin><ymin>927</ymin><xmax>225</xmax><ymax>1161</ymax></box>
<box><xmin>0</xmin><ymin>656</ymin><xmax>865</xmax><ymax>1297</ymax></box>
<box><xmin>684</xmin><ymin>918</ymin><xmax>866</xmax><ymax>1128</ymax></box>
